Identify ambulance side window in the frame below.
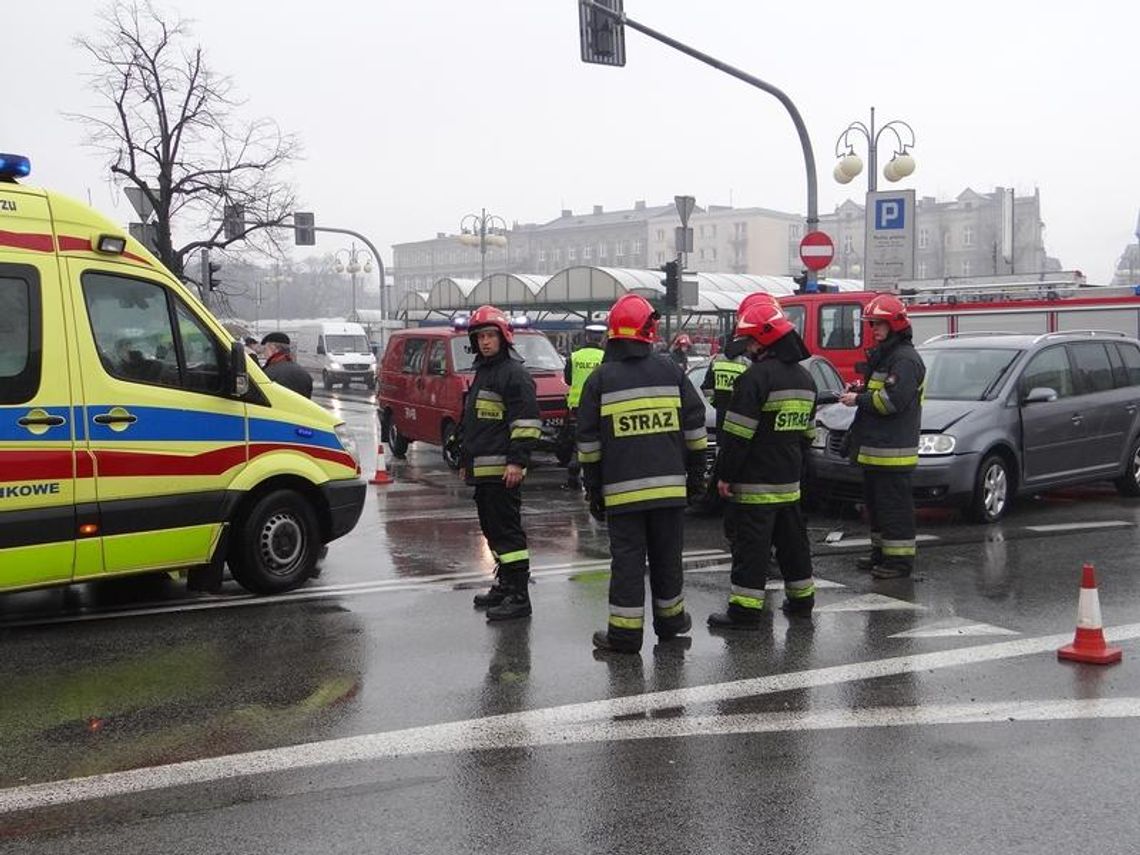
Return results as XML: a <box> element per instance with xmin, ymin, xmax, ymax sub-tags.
<box><xmin>82</xmin><ymin>272</ymin><xmax>222</xmax><ymax>395</ymax></box>
<box><xmin>0</xmin><ymin>265</ymin><xmax>41</xmax><ymax>405</ymax></box>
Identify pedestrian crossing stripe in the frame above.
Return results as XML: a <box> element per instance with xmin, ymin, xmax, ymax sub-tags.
<box><xmin>814</xmin><ymin>593</ymin><xmax>927</xmax><ymax>613</ymax></box>
<box><xmin>890</xmin><ymin>618</ymin><xmax>1019</xmax><ymax>638</ymax></box>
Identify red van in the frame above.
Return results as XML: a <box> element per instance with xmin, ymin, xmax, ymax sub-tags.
<box><xmin>376</xmin><ymin>324</ymin><xmax>573</xmax><ymax>469</ymax></box>
<box><xmin>779</xmin><ymin>292</ymin><xmax>872</xmax><ymax>384</ymax></box>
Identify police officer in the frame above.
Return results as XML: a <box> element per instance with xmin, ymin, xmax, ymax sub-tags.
<box><xmin>576</xmin><ymin>295</ymin><xmax>708</xmax><ymax>654</ymax></box>
<box><xmin>839</xmin><ymin>294</ymin><xmax>926</xmax><ymax>580</ymax></box>
<box><xmin>708</xmin><ymin>301</ymin><xmax>818</xmax><ymax>628</ymax></box>
<box><xmin>563</xmin><ymin>323</ymin><xmax>607</xmax><ymax>490</ymax></box>
<box><xmin>260</xmin><ymin>332</ymin><xmax>313</xmax><ymax>399</ymax></box>
<box><xmin>460</xmin><ymin>306</ymin><xmax>543</xmax><ymax>620</ymax></box>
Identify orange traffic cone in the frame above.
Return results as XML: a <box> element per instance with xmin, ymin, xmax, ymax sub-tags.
<box><xmin>1057</xmin><ymin>563</ymin><xmax>1122</xmax><ymax>665</ymax></box>
<box><xmin>369</xmin><ymin>443</ymin><xmax>393</xmax><ymax>485</ymax></box>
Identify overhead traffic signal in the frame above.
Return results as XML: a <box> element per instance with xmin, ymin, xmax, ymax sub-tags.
<box><xmin>200</xmin><ymin>248</ymin><xmax>223</xmax><ymax>292</ymax></box>
<box><xmin>661</xmin><ymin>260</ymin><xmax>679</xmax><ymax>310</ymax></box>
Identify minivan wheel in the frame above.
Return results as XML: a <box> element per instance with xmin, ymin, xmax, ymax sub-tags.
<box><xmin>388</xmin><ymin>421</ymin><xmax>409</xmax><ymax>458</ymax></box>
<box><xmin>1113</xmin><ymin>435</ymin><xmax>1140</xmax><ymax>497</ymax></box>
<box><xmin>322</xmin><ymin>371</ymin><xmax>333</xmax><ymax>391</ymax></box>
<box><xmin>441</xmin><ymin>421</ymin><xmax>461</xmax><ymax>470</ymax></box>
<box><xmin>969</xmin><ymin>454</ymin><xmax>1010</xmax><ymax>523</ymax></box>
<box><xmin>229</xmin><ymin>489</ymin><xmax>320</xmax><ymax>594</ymax></box>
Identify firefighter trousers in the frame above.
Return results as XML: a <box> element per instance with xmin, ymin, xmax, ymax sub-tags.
<box><xmin>725</xmin><ymin>502</ymin><xmax>814</xmax><ymax>618</ymax></box>
<box><xmin>605</xmin><ymin>507</ymin><xmax>688</xmax><ymax>644</ymax></box>
<box><xmin>863</xmin><ymin>468</ymin><xmax>916</xmax><ymax>572</ymax></box>
<box><xmin>474</xmin><ymin>483</ymin><xmax>530</xmax><ymax>588</ymax></box>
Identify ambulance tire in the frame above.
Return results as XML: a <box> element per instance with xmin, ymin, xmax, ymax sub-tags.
<box><xmin>229</xmin><ymin>490</ymin><xmax>321</xmax><ymax>594</ymax></box>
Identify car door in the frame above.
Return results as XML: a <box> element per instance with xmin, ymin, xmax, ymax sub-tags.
<box><xmin>395</xmin><ymin>336</ymin><xmax>428</xmax><ymax>441</ymax></box>
<box><xmin>1017</xmin><ymin>344</ymin><xmax>1088</xmax><ymax>484</ymax></box>
<box><xmin>1068</xmin><ymin>341</ymin><xmax>1126</xmax><ymax>473</ymax></box>
<box><xmin>73</xmin><ymin>262</ymin><xmax>246</xmax><ymax>578</ymax></box>
<box><xmin>417</xmin><ymin>338</ymin><xmax>451</xmax><ymax>444</ymax></box>
<box><xmin>1110</xmin><ymin>342</ymin><xmax>1140</xmax><ymax>458</ymax></box>
<box><xmin>0</xmin><ymin>259</ymin><xmax>78</xmax><ymax>589</ymax></box>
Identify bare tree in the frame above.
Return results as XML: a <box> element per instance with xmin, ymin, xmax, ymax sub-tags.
<box><xmin>71</xmin><ymin>1</ymin><xmax>299</xmax><ymax>283</ymax></box>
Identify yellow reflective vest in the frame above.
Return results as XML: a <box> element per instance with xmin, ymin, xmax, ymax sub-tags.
<box><xmin>566</xmin><ymin>345</ymin><xmax>605</xmax><ymax>408</ymax></box>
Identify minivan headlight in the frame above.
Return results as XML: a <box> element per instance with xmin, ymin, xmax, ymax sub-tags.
<box><xmin>918</xmin><ymin>433</ymin><xmax>956</xmax><ymax>455</ymax></box>
<box><xmin>329</xmin><ymin>361</ymin><xmax>343</xmax><ymax>371</ymax></box>
<box><xmin>334</xmin><ymin>423</ymin><xmax>360</xmax><ymax>466</ymax></box>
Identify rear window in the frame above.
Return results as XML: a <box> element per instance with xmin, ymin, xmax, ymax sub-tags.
<box><xmin>1114</xmin><ymin>342</ymin><xmax>1140</xmax><ymax>387</ymax></box>
<box><xmin>920</xmin><ymin>347</ymin><xmax>1021</xmax><ymax>400</ymax></box>
<box><xmin>818</xmin><ymin>303</ymin><xmax>862</xmax><ymax>350</ymax></box>
<box><xmin>783</xmin><ymin>305</ymin><xmax>805</xmax><ymax>336</ymax></box>
<box><xmin>401</xmin><ymin>338</ymin><xmax>427</xmax><ymax>374</ymax></box>
<box><xmin>450</xmin><ymin>333</ymin><xmax>565</xmax><ymax>372</ymax></box>
<box><xmin>1069</xmin><ymin>342</ymin><xmax>1114</xmax><ymax>394</ymax></box>
<box><xmin>0</xmin><ymin>266</ymin><xmax>41</xmax><ymax>404</ymax></box>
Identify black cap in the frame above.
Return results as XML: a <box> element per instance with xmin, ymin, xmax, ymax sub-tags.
<box><xmin>261</xmin><ymin>332</ymin><xmax>290</xmax><ymax>346</ymax></box>
<box><xmin>243</xmin><ymin>336</ymin><xmax>258</xmax><ymax>346</ymax></box>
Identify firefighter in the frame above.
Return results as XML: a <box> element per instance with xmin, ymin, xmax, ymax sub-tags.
<box><xmin>839</xmin><ymin>294</ymin><xmax>926</xmax><ymax>580</ymax></box>
<box><xmin>577</xmin><ymin>294</ymin><xmax>708</xmax><ymax>654</ymax></box>
<box><xmin>708</xmin><ymin>301</ymin><xmax>818</xmax><ymax>629</ymax></box>
<box><xmin>563</xmin><ymin>323</ymin><xmax>607</xmax><ymax>490</ymax></box>
<box><xmin>460</xmin><ymin>305</ymin><xmax>543</xmax><ymax>620</ymax></box>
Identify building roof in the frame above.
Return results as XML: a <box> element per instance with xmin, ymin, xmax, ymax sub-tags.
<box><xmin>523</xmin><ymin>203</ymin><xmax>677</xmax><ymax>232</ymax></box>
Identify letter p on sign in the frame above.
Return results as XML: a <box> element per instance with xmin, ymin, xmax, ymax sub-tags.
<box><xmin>876</xmin><ymin>199</ymin><xmax>905</xmax><ymax>230</ymax></box>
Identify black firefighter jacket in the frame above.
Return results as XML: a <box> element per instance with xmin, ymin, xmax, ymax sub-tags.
<box><xmin>718</xmin><ymin>336</ymin><xmax>817</xmax><ymax>506</ymax></box>
<box><xmin>459</xmin><ymin>348</ymin><xmax>540</xmax><ymax>485</ymax></box>
<box><xmin>849</xmin><ymin>332</ymin><xmax>926</xmax><ymax>470</ymax></box>
<box><xmin>575</xmin><ymin>339</ymin><xmax>708</xmax><ymax>515</ymax></box>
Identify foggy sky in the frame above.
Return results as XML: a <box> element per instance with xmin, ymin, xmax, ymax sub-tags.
<box><xmin>9</xmin><ymin>0</ymin><xmax>1139</xmax><ymax>284</ymax></box>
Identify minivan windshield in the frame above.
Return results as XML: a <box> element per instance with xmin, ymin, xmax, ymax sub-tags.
<box><xmin>325</xmin><ymin>334</ymin><xmax>369</xmax><ymax>353</ymax></box>
<box><xmin>918</xmin><ymin>347</ymin><xmax>1021</xmax><ymax>400</ymax></box>
<box><xmin>451</xmin><ymin>333</ymin><xmax>565</xmax><ymax>372</ymax></box>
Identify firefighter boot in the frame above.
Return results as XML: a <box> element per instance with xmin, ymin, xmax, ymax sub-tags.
<box><xmin>654</xmin><ymin>611</ymin><xmax>692</xmax><ymax>641</ymax></box>
<box><xmin>485</xmin><ymin>574</ymin><xmax>532</xmax><ymax>621</ymax></box>
<box><xmin>592</xmin><ymin>629</ymin><xmax>642</xmax><ymax>654</ymax></box>
<box><xmin>780</xmin><ymin>593</ymin><xmax>815</xmax><ymax>617</ymax></box>
<box><xmin>707</xmin><ymin>603</ymin><xmax>764</xmax><ymax>631</ymax></box>
<box><xmin>473</xmin><ymin>573</ymin><xmax>508</xmax><ymax>608</ymax></box>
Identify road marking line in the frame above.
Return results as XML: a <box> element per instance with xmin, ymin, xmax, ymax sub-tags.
<box><xmin>1024</xmin><ymin>520</ymin><xmax>1131</xmax><ymax>532</ymax></box>
<box><xmin>891</xmin><ymin>618</ymin><xmax>1019</xmax><ymax>638</ymax></box>
<box><xmin>824</xmin><ymin>534</ymin><xmax>940</xmax><ymax>549</ymax></box>
<box><xmin>4</xmin><ymin>623</ymin><xmax>1139</xmax><ymax>814</ymax></box>
<box><xmin>814</xmin><ymin>593</ymin><xmax>926</xmax><ymax>613</ymax></box>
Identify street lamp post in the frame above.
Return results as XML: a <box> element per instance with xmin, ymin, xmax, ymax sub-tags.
<box><xmin>265</xmin><ymin>266</ymin><xmax>291</xmax><ymax>331</ymax></box>
<box><xmin>333</xmin><ymin>243</ymin><xmax>374</xmax><ymax>322</ymax></box>
<box><xmin>458</xmin><ymin>208</ymin><xmax>508</xmax><ymax>280</ymax></box>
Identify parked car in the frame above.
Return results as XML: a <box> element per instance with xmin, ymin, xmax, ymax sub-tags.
<box><xmin>376</xmin><ymin>323</ymin><xmax>572</xmax><ymax>469</ymax></box>
<box><xmin>686</xmin><ymin>354</ymin><xmax>845</xmax><ymax>491</ymax></box>
<box><xmin>808</xmin><ymin>331</ymin><xmax>1140</xmax><ymax>522</ymax></box>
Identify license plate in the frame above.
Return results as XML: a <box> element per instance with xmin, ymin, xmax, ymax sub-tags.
<box><xmin>543</xmin><ymin>418</ymin><xmax>564</xmax><ymax>427</ymax></box>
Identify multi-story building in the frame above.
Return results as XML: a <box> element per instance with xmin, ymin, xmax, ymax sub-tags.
<box><xmin>816</xmin><ymin>187</ymin><xmax>1051</xmax><ymax>282</ymax></box>
<box><xmin>1109</xmin><ymin>211</ymin><xmax>1140</xmax><ymax>287</ymax></box>
<box><xmin>389</xmin><ymin>233</ymin><xmax>512</xmax><ymax>310</ymax></box>
<box><xmin>647</xmin><ymin>205</ymin><xmax>803</xmax><ymax>275</ymax></box>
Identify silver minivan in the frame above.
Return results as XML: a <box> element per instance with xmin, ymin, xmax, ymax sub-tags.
<box><xmin>809</xmin><ymin>331</ymin><xmax>1140</xmax><ymax>522</ymax></box>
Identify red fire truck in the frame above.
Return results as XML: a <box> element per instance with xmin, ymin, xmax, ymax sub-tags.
<box><xmin>780</xmin><ymin>274</ymin><xmax>1140</xmax><ymax>383</ymax></box>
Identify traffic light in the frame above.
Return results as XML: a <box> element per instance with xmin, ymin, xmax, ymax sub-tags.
<box><xmin>792</xmin><ymin>267</ymin><xmax>809</xmax><ymax>293</ymax></box>
<box><xmin>223</xmin><ymin>204</ymin><xmax>245</xmax><ymax>241</ymax></box>
<box><xmin>294</xmin><ymin>211</ymin><xmax>315</xmax><ymax>246</ymax></box>
<box><xmin>661</xmin><ymin>260</ymin><xmax>679</xmax><ymax>310</ymax></box>
<box><xmin>200</xmin><ymin>248</ymin><xmax>222</xmax><ymax>292</ymax></box>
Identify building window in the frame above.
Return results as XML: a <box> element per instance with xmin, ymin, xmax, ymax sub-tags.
<box><xmin>963</xmin><ymin>226</ymin><xmax>974</xmax><ymax>247</ymax></box>
<box><xmin>711</xmin><ymin>224</ymin><xmax>718</xmax><ymax>238</ymax></box>
<box><xmin>944</xmin><ymin>231</ymin><xmax>952</xmax><ymax>249</ymax></box>
<box><xmin>962</xmin><ymin>259</ymin><xmax>972</xmax><ymax>276</ymax></box>
<box><xmin>699</xmin><ymin>248</ymin><xmax>706</xmax><ymax>261</ymax></box>
<box><xmin>656</xmin><ymin>229</ymin><xmax>665</xmax><ymax>241</ymax></box>
<box><xmin>917</xmin><ymin>261</ymin><xmax>927</xmax><ymax>278</ymax></box>
<box><xmin>583</xmin><ymin>245</ymin><xmax>592</xmax><ymax>260</ymax></box>
<box><xmin>632</xmin><ymin>240</ymin><xmax>642</xmax><ymax>254</ymax></box>
<box><xmin>616</xmin><ymin>241</ymin><xmax>625</xmax><ymax>257</ymax></box>
<box><xmin>843</xmin><ymin>234</ymin><xmax>854</xmax><ymax>253</ymax></box>
<box><xmin>918</xmin><ymin>228</ymin><xmax>928</xmax><ymax>249</ymax></box>
<box><xmin>567</xmin><ymin>247</ymin><xmax>576</xmax><ymax>261</ymax></box>
<box><xmin>711</xmin><ymin>248</ymin><xmax>718</xmax><ymax>261</ymax></box>
<box><xmin>598</xmin><ymin>242</ymin><xmax>607</xmax><ymax>259</ymax></box>
<box><xmin>553</xmin><ymin>248</ymin><xmax>561</xmax><ymax>263</ymax></box>
<box><xmin>538</xmin><ymin>250</ymin><xmax>546</xmax><ymax>263</ymax></box>
<box><xmin>657</xmin><ymin>252</ymin><xmax>665</xmax><ymax>265</ymax></box>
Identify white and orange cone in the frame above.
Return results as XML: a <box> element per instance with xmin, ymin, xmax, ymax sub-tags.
<box><xmin>1057</xmin><ymin>562</ymin><xmax>1122</xmax><ymax>665</ymax></box>
<box><xmin>369</xmin><ymin>443</ymin><xmax>393</xmax><ymax>486</ymax></box>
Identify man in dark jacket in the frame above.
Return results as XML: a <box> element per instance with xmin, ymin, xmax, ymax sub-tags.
<box><xmin>460</xmin><ymin>305</ymin><xmax>542</xmax><ymax>621</ymax></box>
<box><xmin>577</xmin><ymin>294</ymin><xmax>708</xmax><ymax>654</ymax></box>
<box><xmin>708</xmin><ymin>301</ymin><xmax>818</xmax><ymax>629</ymax></box>
<box><xmin>261</xmin><ymin>332</ymin><xmax>313</xmax><ymax>398</ymax></box>
<box><xmin>839</xmin><ymin>294</ymin><xmax>926</xmax><ymax>579</ymax></box>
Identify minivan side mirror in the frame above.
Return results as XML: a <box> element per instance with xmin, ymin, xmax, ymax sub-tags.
<box><xmin>228</xmin><ymin>341</ymin><xmax>249</xmax><ymax>397</ymax></box>
<box><xmin>1023</xmin><ymin>386</ymin><xmax>1058</xmax><ymax>404</ymax></box>
<box><xmin>316</xmin><ymin>343</ymin><xmax>326</xmax><ymax>355</ymax></box>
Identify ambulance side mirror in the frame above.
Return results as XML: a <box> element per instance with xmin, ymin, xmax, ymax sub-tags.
<box><xmin>228</xmin><ymin>341</ymin><xmax>249</xmax><ymax>397</ymax></box>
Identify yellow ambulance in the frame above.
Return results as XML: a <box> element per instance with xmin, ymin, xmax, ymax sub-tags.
<box><xmin>0</xmin><ymin>153</ymin><xmax>365</xmax><ymax>596</ymax></box>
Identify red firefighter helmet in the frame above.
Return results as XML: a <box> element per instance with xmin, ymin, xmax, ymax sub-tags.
<box><xmin>735</xmin><ymin>302</ymin><xmax>795</xmax><ymax>349</ymax></box>
<box><xmin>673</xmin><ymin>333</ymin><xmax>692</xmax><ymax>350</ymax></box>
<box><xmin>861</xmin><ymin>293</ymin><xmax>910</xmax><ymax>332</ymax></box>
<box><xmin>607</xmin><ymin>294</ymin><xmax>660</xmax><ymax>343</ymax></box>
<box><xmin>736</xmin><ymin>290</ymin><xmax>781</xmax><ymax>321</ymax></box>
<box><xmin>468</xmin><ymin>304</ymin><xmax>514</xmax><ymax>345</ymax></box>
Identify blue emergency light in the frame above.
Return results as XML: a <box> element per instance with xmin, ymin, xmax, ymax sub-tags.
<box><xmin>509</xmin><ymin>315</ymin><xmax>531</xmax><ymax>329</ymax></box>
<box><xmin>0</xmin><ymin>153</ymin><xmax>31</xmax><ymax>180</ymax></box>
<box><xmin>452</xmin><ymin>313</ymin><xmax>471</xmax><ymax>330</ymax></box>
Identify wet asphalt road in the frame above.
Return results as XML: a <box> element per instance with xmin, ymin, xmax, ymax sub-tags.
<box><xmin>2</xmin><ymin>385</ymin><xmax>1140</xmax><ymax>853</ymax></box>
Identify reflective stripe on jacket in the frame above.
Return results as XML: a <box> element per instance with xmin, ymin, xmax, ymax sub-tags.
<box><xmin>700</xmin><ymin>353</ymin><xmax>749</xmax><ymax>429</ymax></box>
<box><xmin>852</xmin><ymin>335</ymin><xmax>926</xmax><ymax>470</ymax></box>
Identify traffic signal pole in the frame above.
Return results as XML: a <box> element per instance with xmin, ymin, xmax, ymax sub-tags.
<box><xmin>581</xmin><ymin>1</ymin><xmax>820</xmax><ymax>291</ymax></box>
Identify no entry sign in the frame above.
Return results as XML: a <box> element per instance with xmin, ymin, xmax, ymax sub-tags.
<box><xmin>799</xmin><ymin>231</ymin><xmax>834</xmax><ymax>271</ymax></box>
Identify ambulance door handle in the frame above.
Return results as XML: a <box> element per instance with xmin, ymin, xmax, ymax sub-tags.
<box><xmin>18</xmin><ymin>414</ymin><xmax>65</xmax><ymax>427</ymax></box>
<box><xmin>93</xmin><ymin>411</ymin><xmax>138</xmax><ymax>426</ymax></box>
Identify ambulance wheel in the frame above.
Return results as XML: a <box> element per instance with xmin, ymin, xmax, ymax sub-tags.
<box><xmin>441</xmin><ymin>421</ymin><xmax>461</xmax><ymax>470</ymax></box>
<box><xmin>322</xmin><ymin>371</ymin><xmax>333</xmax><ymax>391</ymax></box>
<box><xmin>230</xmin><ymin>490</ymin><xmax>320</xmax><ymax>594</ymax></box>
<box><xmin>388</xmin><ymin>422</ymin><xmax>409</xmax><ymax>458</ymax></box>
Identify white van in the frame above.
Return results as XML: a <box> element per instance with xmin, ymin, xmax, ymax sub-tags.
<box><xmin>293</xmin><ymin>322</ymin><xmax>376</xmax><ymax>390</ymax></box>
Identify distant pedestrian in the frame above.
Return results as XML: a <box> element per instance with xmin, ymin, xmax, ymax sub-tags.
<box><xmin>577</xmin><ymin>294</ymin><xmax>708</xmax><ymax>654</ymax></box>
<box><xmin>839</xmin><ymin>294</ymin><xmax>926</xmax><ymax>579</ymax></box>
<box><xmin>669</xmin><ymin>333</ymin><xmax>692</xmax><ymax>370</ymax></box>
<box><xmin>708</xmin><ymin>301</ymin><xmax>818</xmax><ymax>629</ymax></box>
<box><xmin>260</xmin><ymin>331</ymin><xmax>313</xmax><ymax>399</ymax></box>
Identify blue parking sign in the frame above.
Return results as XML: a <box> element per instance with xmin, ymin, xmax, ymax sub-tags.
<box><xmin>875</xmin><ymin>198</ymin><xmax>906</xmax><ymax>230</ymax></box>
